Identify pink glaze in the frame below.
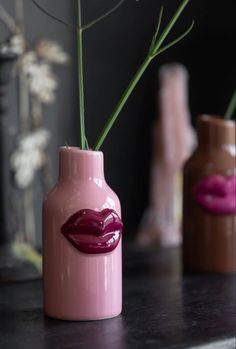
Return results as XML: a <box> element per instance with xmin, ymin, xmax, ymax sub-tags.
<box><xmin>193</xmin><ymin>175</ymin><xmax>236</xmax><ymax>214</ymax></box>
<box><xmin>61</xmin><ymin>208</ymin><xmax>123</xmax><ymax>254</ymax></box>
<box><xmin>43</xmin><ymin>147</ymin><xmax>122</xmax><ymax>320</ymax></box>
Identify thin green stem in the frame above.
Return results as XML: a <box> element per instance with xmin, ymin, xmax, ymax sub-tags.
<box><xmin>85</xmin><ymin>136</ymin><xmax>90</xmax><ymax>149</ymax></box>
<box><xmin>156</xmin><ymin>19</ymin><xmax>194</xmax><ymax>56</ymax></box>
<box><xmin>82</xmin><ymin>0</ymin><xmax>126</xmax><ymax>31</ymax></box>
<box><xmin>94</xmin><ymin>56</ymin><xmax>151</xmax><ymax>150</ymax></box>
<box><xmin>94</xmin><ymin>0</ymin><xmax>192</xmax><ymax>150</ymax></box>
<box><xmin>31</xmin><ymin>0</ymin><xmax>125</xmax><ymax>32</ymax></box>
<box><xmin>225</xmin><ymin>90</ymin><xmax>236</xmax><ymax>120</ymax></box>
<box><xmin>149</xmin><ymin>6</ymin><xmax>164</xmax><ymax>51</ymax></box>
<box><xmin>31</xmin><ymin>0</ymin><xmax>75</xmax><ymax>29</ymax></box>
<box><xmin>32</xmin><ymin>0</ymin><xmax>193</xmax><ymax>151</ymax></box>
<box><xmin>77</xmin><ymin>0</ymin><xmax>86</xmax><ymax>149</ymax></box>
<box><xmin>151</xmin><ymin>0</ymin><xmax>190</xmax><ymax>57</ymax></box>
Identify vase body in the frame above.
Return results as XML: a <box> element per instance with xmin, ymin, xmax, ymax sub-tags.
<box><xmin>137</xmin><ymin>64</ymin><xmax>196</xmax><ymax>247</ymax></box>
<box><xmin>43</xmin><ymin>147</ymin><xmax>122</xmax><ymax>320</ymax></box>
<box><xmin>183</xmin><ymin>115</ymin><xmax>236</xmax><ymax>273</ymax></box>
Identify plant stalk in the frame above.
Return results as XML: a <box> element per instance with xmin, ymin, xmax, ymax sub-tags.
<box><xmin>225</xmin><ymin>90</ymin><xmax>236</xmax><ymax>120</ymax></box>
<box><xmin>94</xmin><ymin>0</ymin><xmax>192</xmax><ymax>150</ymax></box>
<box><xmin>151</xmin><ymin>0</ymin><xmax>190</xmax><ymax>57</ymax></box>
<box><xmin>77</xmin><ymin>0</ymin><xmax>86</xmax><ymax>149</ymax></box>
<box><xmin>94</xmin><ymin>56</ymin><xmax>151</xmax><ymax>150</ymax></box>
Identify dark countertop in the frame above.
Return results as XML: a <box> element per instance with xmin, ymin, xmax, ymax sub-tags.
<box><xmin>0</xmin><ymin>246</ymin><xmax>235</xmax><ymax>349</ymax></box>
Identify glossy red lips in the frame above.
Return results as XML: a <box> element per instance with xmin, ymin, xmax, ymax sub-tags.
<box><xmin>61</xmin><ymin>208</ymin><xmax>123</xmax><ymax>254</ymax></box>
<box><xmin>193</xmin><ymin>175</ymin><xmax>236</xmax><ymax>214</ymax></box>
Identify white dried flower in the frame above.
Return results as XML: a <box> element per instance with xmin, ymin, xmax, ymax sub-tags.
<box><xmin>21</xmin><ymin>51</ymin><xmax>37</xmax><ymax>70</ymax></box>
<box><xmin>10</xmin><ymin>129</ymin><xmax>51</xmax><ymax>189</ymax></box>
<box><xmin>36</xmin><ymin>40</ymin><xmax>69</xmax><ymax>64</ymax></box>
<box><xmin>28</xmin><ymin>63</ymin><xmax>58</xmax><ymax>104</ymax></box>
<box><xmin>0</xmin><ymin>43</ymin><xmax>11</xmax><ymax>55</ymax></box>
<box><xmin>22</xmin><ymin>52</ymin><xmax>58</xmax><ymax>104</ymax></box>
<box><xmin>10</xmin><ymin>35</ymin><xmax>25</xmax><ymax>55</ymax></box>
<box><xmin>0</xmin><ymin>34</ymin><xmax>25</xmax><ymax>56</ymax></box>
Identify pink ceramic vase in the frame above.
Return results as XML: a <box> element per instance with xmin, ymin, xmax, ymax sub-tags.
<box><xmin>43</xmin><ymin>147</ymin><xmax>122</xmax><ymax>320</ymax></box>
<box><xmin>183</xmin><ymin>116</ymin><xmax>236</xmax><ymax>273</ymax></box>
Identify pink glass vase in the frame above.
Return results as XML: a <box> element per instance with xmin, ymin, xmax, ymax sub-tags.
<box><xmin>43</xmin><ymin>147</ymin><xmax>122</xmax><ymax>320</ymax></box>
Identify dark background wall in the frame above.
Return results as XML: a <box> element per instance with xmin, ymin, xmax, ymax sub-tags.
<box><xmin>0</xmin><ymin>0</ymin><xmax>235</xmax><ymax>246</ymax></box>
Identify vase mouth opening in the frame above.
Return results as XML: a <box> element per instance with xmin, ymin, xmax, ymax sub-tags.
<box><xmin>198</xmin><ymin>115</ymin><xmax>235</xmax><ymax>128</ymax></box>
<box><xmin>60</xmin><ymin>146</ymin><xmax>103</xmax><ymax>156</ymax></box>
<box><xmin>59</xmin><ymin>146</ymin><xmax>105</xmax><ymax>181</ymax></box>
<box><xmin>197</xmin><ymin>115</ymin><xmax>235</xmax><ymax>147</ymax></box>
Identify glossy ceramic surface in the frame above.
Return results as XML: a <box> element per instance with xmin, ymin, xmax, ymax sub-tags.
<box><xmin>193</xmin><ymin>175</ymin><xmax>236</xmax><ymax>214</ymax></box>
<box><xmin>61</xmin><ymin>208</ymin><xmax>123</xmax><ymax>254</ymax></box>
<box><xmin>43</xmin><ymin>147</ymin><xmax>122</xmax><ymax>320</ymax></box>
<box><xmin>183</xmin><ymin>116</ymin><xmax>236</xmax><ymax>273</ymax></box>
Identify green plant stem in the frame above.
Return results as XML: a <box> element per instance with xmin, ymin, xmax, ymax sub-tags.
<box><xmin>31</xmin><ymin>0</ymin><xmax>192</xmax><ymax>151</ymax></box>
<box><xmin>77</xmin><ymin>0</ymin><xmax>86</xmax><ymax>149</ymax></box>
<box><xmin>94</xmin><ymin>0</ymin><xmax>192</xmax><ymax>150</ymax></box>
<box><xmin>225</xmin><ymin>90</ymin><xmax>236</xmax><ymax>120</ymax></box>
<box><xmin>94</xmin><ymin>56</ymin><xmax>151</xmax><ymax>150</ymax></box>
<box><xmin>149</xmin><ymin>6</ymin><xmax>164</xmax><ymax>52</ymax></box>
<box><xmin>157</xmin><ymin>19</ymin><xmax>194</xmax><ymax>55</ymax></box>
<box><xmin>31</xmin><ymin>0</ymin><xmax>73</xmax><ymax>29</ymax></box>
<box><xmin>151</xmin><ymin>0</ymin><xmax>190</xmax><ymax>57</ymax></box>
<box><xmin>31</xmin><ymin>0</ymin><xmax>126</xmax><ymax>32</ymax></box>
<box><xmin>82</xmin><ymin>0</ymin><xmax>126</xmax><ymax>31</ymax></box>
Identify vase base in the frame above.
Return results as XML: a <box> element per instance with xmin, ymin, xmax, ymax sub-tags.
<box><xmin>44</xmin><ymin>311</ymin><xmax>122</xmax><ymax>322</ymax></box>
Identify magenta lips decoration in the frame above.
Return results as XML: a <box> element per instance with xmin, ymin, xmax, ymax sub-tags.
<box><xmin>193</xmin><ymin>175</ymin><xmax>236</xmax><ymax>214</ymax></box>
<box><xmin>61</xmin><ymin>208</ymin><xmax>123</xmax><ymax>254</ymax></box>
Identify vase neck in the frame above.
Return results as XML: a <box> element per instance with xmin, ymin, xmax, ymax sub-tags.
<box><xmin>59</xmin><ymin>147</ymin><xmax>105</xmax><ymax>182</ymax></box>
<box><xmin>197</xmin><ymin>115</ymin><xmax>235</xmax><ymax>150</ymax></box>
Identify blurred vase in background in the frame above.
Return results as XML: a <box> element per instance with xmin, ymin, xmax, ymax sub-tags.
<box><xmin>137</xmin><ymin>63</ymin><xmax>195</xmax><ymax>247</ymax></box>
<box><xmin>183</xmin><ymin>115</ymin><xmax>236</xmax><ymax>273</ymax></box>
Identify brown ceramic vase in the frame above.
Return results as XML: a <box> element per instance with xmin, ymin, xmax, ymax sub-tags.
<box><xmin>183</xmin><ymin>115</ymin><xmax>236</xmax><ymax>273</ymax></box>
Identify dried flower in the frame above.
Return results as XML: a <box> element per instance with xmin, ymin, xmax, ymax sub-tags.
<box><xmin>10</xmin><ymin>34</ymin><xmax>25</xmax><ymax>55</ymax></box>
<box><xmin>21</xmin><ymin>51</ymin><xmax>37</xmax><ymax>69</ymax></box>
<box><xmin>36</xmin><ymin>40</ymin><xmax>69</xmax><ymax>64</ymax></box>
<box><xmin>22</xmin><ymin>52</ymin><xmax>58</xmax><ymax>104</ymax></box>
<box><xmin>0</xmin><ymin>34</ymin><xmax>25</xmax><ymax>56</ymax></box>
<box><xmin>10</xmin><ymin>129</ymin><xmax>51</xmax><ymax>189</ymax></box>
